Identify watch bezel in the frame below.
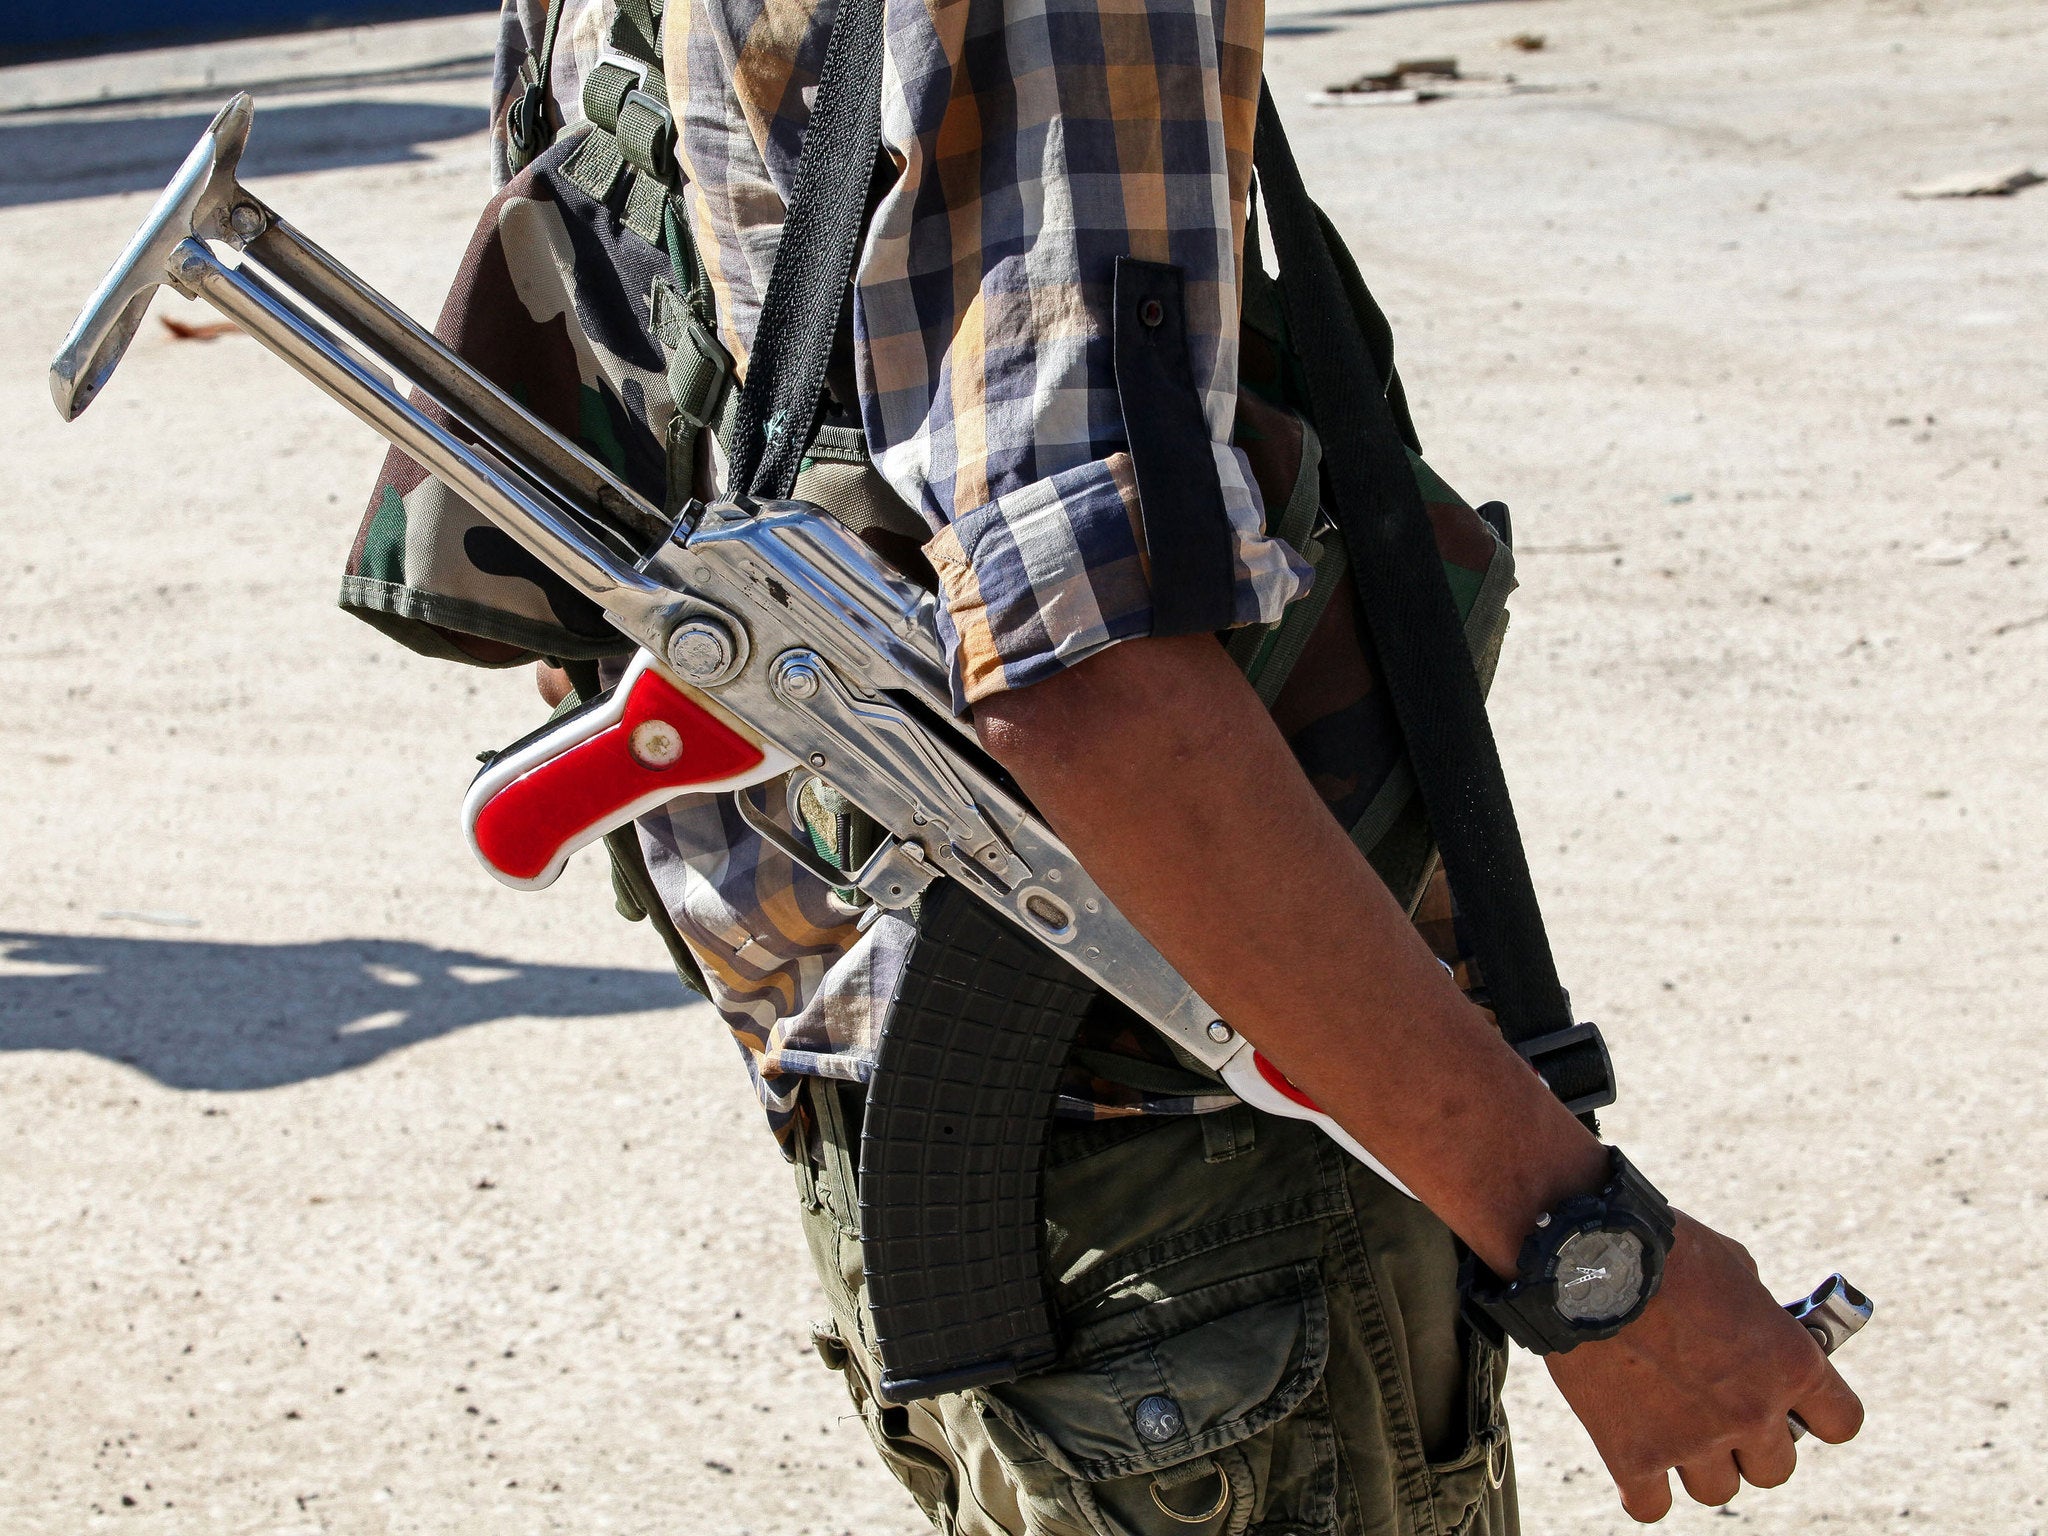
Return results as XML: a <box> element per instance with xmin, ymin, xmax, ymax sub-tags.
<box><xmin>1534</xmin><ymin>1211</ymin><xmax>1658</xmax><ymax>1326</ymax></box>
<box><xmin>1459</xmin><ymin>1148</ymin><xmax>1675</xmax><ymax>1354</ymax></box>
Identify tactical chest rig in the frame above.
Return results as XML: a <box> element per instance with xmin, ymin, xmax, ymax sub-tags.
<box><xmin>52</xmin><ymin>0</ymin><xmax>1614</xmax><ymax>1405</ymax></box>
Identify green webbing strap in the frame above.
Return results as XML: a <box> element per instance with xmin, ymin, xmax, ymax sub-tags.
<box><xmin>662</xmin><ymin>312</ymin><xmax>731</xmax><ymax>434</ymax></box>
<box><xmin>654</xmin><ymin>199</ymin><xmax>735</xmax><ymax>505</ymax></box>
<box><xmin>1226</xmin><ymin>415</ymin><xmax>1329</xmax><ymax>698</ymax></box>
<box><xmin>621</xmin><ymin>173</ymin><xmax>672</xmax><ymax>245</ymax></box>
<box><xmin>583</xmin><ymin>62</ymin><xmax>640</xmax><ymax>129</ymax></box>
<box><xmin>613</xmin><ymin>0</ymin><xmax>662</xmax><ymax>55</ymax></box>
<box><xmin>662</xmin><ymin>189</ymin><xmax>707</xmax><ymax>298</ymax></box>
<box><xmin>565</xmin><ymin>0</ymin><xmax>680</xmax><ymax>240</ymax></box>
<box><xmin>617</xmin><ymin>95</ymin><xmax>677</xmax><ymax>175</ymax></box>
<box><xmin>565</xmin><ymin>128</ymin><xmax>628</xmax><ymax>202</ymax></box>
<box><xmin>505</xmin><ymin>0</ymin><xmax>571</xmax><ymax>176</ymax></box>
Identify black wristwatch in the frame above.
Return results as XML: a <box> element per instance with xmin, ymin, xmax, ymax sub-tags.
<box><xmin>1460</xmin><ymin>1148</ymin><xmax>1676</xmax><ymax>1355</ymax></box>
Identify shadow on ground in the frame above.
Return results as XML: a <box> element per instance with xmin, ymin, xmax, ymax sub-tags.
<box><xmin>0</xmin><ymin>931</ymin><xmax>690</xmax><ymax>1090</ymax></box>
<box><xmin>0</xmin><ymin>98</ymin><xmax>487</xmax><ymax>207</ymax></box>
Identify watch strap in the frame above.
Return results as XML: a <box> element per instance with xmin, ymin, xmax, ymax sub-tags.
<box><xmin>1460</xmin><ymin>1148</ymin><xmax>1674</xmax><ymax>1355</ymax></box>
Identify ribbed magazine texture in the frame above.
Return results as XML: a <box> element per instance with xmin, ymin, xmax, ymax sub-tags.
<box><xmin>859</xmin><ymin>881</ymin><xmax>1092</xmax><ymax>1399</ymax></box>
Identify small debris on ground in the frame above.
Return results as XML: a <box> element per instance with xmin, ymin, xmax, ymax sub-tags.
<box><xmin>161</xmin><ymin>316</ymin><xmax>239</xmax><ymax>341</ymax></box>
<box><xmin>1914</xmin><ymin>539</ymin><xmax>1985</xmax><ymax>565</ymax></box>
<box><xmin>1327</xmin><ymin>56</ymin><xmax>1462</xmax><ymax>94</ymax></box>
<box><xmin>1913</xmin><ymin>531</ymin><xmax>2011</xmax><ymax>566</ymax></box>
<box><xmin>1900</xmin><ymin>165</ymin><xmax>2042</xmax><ymax>200</ymax></box>
<box><xmin>1505</xmin><ymin>32</ymin><xmax>1547</xmax><ymax>51</ymax></box>
<box><xmin>1310</xmin><ymin>56</ymin><xmax>1586</xmax><ymax>107</ymax></box>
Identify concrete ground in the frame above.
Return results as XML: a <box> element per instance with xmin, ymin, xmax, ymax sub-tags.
<box><xmin>1</xmin><ymin>0</ymin><xmax>2041</xmax><ymax>1530</ymax></box>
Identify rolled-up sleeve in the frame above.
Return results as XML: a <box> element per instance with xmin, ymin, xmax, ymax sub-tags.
<box><xmin>855</xmin><ymin>0</ymin><xmax>1309</xmax><ymax>703</ymax></box>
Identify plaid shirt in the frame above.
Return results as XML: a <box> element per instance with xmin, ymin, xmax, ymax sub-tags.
<box><xmin>664</xmin><ymin>0</ymin><xmax>1310</xmax><ymax>704</ymax></box>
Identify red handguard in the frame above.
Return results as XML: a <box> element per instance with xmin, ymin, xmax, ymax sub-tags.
<box><xmin>465</xmin><ymin>651</ymin><xmax>794</xmax><ymax>890</ymax></box>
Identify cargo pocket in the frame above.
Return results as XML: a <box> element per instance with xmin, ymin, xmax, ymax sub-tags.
<box><xmin>1421</xmin><ymin>1327</ymin><xmax>1511</xmax><ymax>1536</ymax></box>
<box><xmin>974</xmin><ymin>1261</ymin><xmax>1333</xmax><ymax>1536</ymax></box>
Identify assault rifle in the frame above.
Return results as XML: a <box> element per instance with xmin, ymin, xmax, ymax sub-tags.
<box><xmin>51</xmin><ymin>97</ymin><xmax>1869</xmax><ymax>1405</ymax></box>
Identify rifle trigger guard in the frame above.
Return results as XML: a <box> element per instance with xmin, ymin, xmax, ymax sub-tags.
<box><xmin>734</xmin><ymin>779</ymin><xmax>853</xmax><ymax>890</ymax></box>
<box><xmin>732</xmin><ymin>778</ymin><xmax>937</xmax><ymax>911</ymax></box>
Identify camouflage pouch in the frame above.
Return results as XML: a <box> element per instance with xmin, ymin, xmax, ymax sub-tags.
<box><xmin>343</xmin><ymin>0</ymin><xmax>723</xmax><ymax>668</ymax></box>
<box><xmin>338</xmin><ymin>126</ymin><xmax>673</xmax><ymax>666</ymax></box>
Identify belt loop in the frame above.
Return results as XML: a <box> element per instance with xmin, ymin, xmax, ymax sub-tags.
<box><xmin>810</xmin><ymin>1078</ymin><xmax>865</xmax><ymax>1232</ymax></box>
<box><xmin>1201</xmin><ymin>1102</ymin><xmax>1258</xmax><ymax>1163</ymax></box>
<box><xmin>793</xmin><ymin>1082</ymin><xmax>824</xmax><ymax>1212</ymax></box>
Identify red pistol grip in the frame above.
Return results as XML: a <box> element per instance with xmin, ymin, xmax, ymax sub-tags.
<box><xmin>465</xmin><ymin>652</ymin><xmax>793</xmax><ymax>890</ymax></box>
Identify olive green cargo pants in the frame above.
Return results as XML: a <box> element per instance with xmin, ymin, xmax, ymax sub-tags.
<box><xmin>796</xmin><ymin>1086</ymin><xmax>1517</xmax><ymax>1536</ymax></box>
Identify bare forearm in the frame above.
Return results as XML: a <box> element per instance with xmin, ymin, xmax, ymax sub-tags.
<box><xmin>973</xmin><ymin>633</ymin><xmax>1605</xmax><ymax>1272</ymax></box>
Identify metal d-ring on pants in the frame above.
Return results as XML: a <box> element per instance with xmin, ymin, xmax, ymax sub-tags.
<box><xmin>794</xmin><ymin>1080</ymin><xmax>1518</xmax><ymax>1536</ymax></box>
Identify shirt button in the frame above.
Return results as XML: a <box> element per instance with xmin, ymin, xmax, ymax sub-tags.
<box><xmin>1138</xmin><ymin>297</ymin><xmax>1165</xmax><ymax>328</ymax></box>
<box><xmin>1134</xmin><ymin>1393</ymin><xmax>1184</xmax><ymax>1443</ymax></box>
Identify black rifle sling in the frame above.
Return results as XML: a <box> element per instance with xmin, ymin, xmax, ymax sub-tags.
<box><xmin>729</xmin><ymin>0</ymin><xmax>1083</xmax><ymax>1403</ymax></box>
<box><xmin>1252</xmin><ymin>86</ymin><xmax>1610</xmax><ymax>1120</ymax></box>
<box><xmin>727</xmin><ymin>0</ymin><xmax>889</xmax><ymax>500</ymax></box>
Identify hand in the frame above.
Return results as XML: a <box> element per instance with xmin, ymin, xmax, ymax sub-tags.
<box><xmin>1546</xmin><ymin>1212</ymin><xmax>1865</xmax><ymax>1522</ymax></box>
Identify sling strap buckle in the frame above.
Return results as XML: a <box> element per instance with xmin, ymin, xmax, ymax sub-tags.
<box><xmin>582</xmin><ymin>49</ymin><xmax>680</xmax><ymax>189</ymax></box>
<box><xmin>506</xmin><ymin>75</ymin><xmax>550</xmax><ymax>162</ymax></box>
<box><xmin>1512</xmin><ymin>1021</ymin><xmax>1616</xmax><ymax>1117</ymax></box>
<box><xmin>616</xmin><ymin>87</ymin><xmax>679</xmax><ymax>183</ymax></box>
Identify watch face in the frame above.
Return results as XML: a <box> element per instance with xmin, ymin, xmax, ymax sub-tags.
<box><xmin>1551</xmin><ymin>1228</ymin><xmax>1647</xmax><ymax>1324</ymax></box>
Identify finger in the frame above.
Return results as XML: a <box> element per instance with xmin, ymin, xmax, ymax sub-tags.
<box><xmin>1677</xmin><ymin>1454</ymin><xmax>1741</xmax><ymax>1508</ymax></box>
<box><xmin>1788</xmin><ymin>1361</ymin><xmax>1866</xmax><ymax>1445</ymax></box>
<box><xmin>1616</xmin><ymin>1469</ymin><xmax>1673</xmax><ymax>1524</ymax></box>
<box><xmin>1733</xmin><ymin>1426</ymin><xmax>1797</xmax><ymax>1490</ymax></box>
